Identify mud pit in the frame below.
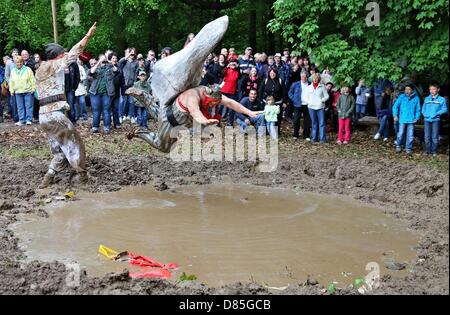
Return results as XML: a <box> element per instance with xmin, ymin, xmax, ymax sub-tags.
<box><xmin>12</xmin><ymin>184</ymin><xmax>419</xmax><ymax>287</ymax></box>
<box><xmin>0</xmin><ymin>127</ymin><xmax>448</xmax><ymax>294</ymax></box>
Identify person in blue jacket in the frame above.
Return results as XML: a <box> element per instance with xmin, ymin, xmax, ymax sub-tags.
<box><xmin>392</xmin><ymin>85</ymin><xmax>421</xmax><ymax>155</ymax></box>
<box><xmin>422</xmin><ymin>84</ymin><xmax>448</xmax><ymax>156</ymax></box>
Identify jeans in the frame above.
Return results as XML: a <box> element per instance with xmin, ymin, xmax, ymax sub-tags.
<box><xmin>394</xmin><ymin>121</ymin><xmax>405</xmax><ymax>146</ymax></box>
<box><xmin>377</xmin><ymin>115</ymin><xmax>390</xmax><ymax>139</ymax></box>
<box><xmin>15</xmin><ymin>92</ymin><xmax>34</xmax><ymax>123</ymax></box>
<box><xmin>293</xmin><ymin>106</ymin><xmax>312</xmax><ymax>138</ymax></box>
<box><xmin>424</xmin><ymin>121</ymin><xmax>440</xmax><ymax>154</ymax></box>
<box><xmin>338</xmin><ymin>118</ymin><xmax>351</xmax><ymax>143</ymax></box>
<box><xmin>66</xmin><ymin>91</ymin><xmax>77</xmax><ymax>123</ymax></box>
<box><xmin>237</xmin><ymin>114</ymin><xmax>265</xmax><ymax>135</ymax></box>
<box><xmin>397</xmin><ymin>123</ymin><xmax>415</xmax><ymax>152</ymax></box>
<box><xmin>137</xmin><ymin>107</ymin><xmax>149</xmax><ymax>129</ymax></box>
<box><xmin>308</xmin><ymin>108</ymin><xmax>326</xmax><ymax>143</ymax></box>
<box><xmin>356</xmin><ymin>103</ymin><xmax>367</xmax><ymax>119</ymax></box>
<box><xmin>90</xmin><ymin>93</ymin><xmax>112</xmax><ymax>131</ymax></box>
<box><xmin>33</xmin><ymin>97</ymin><xmax>39</xmax><ymax>120</ymax></box>
<box><xmin>266</xmin><ymin>121</ymin><xmax>278</xmax><ymax>139</ymax></box>
<box><xmin>7</xmin><ymin>90</ymin><xmax>18</xmax><ymax>122</ymax></box>
<box><xmin>75</xmin><ymin>95</ymin><xmax>88</xmax><ymax>120</ymax></box>
<box><xmin>111</xmin><ymin>95</ymin><xmax>121</xmax><ymax>127</ymax></box>
<box><xmin>120</xmin><ymin>94</ymin><xmax>135</xmax><ymax>119</ymax></box>
<box><xmin>220</xmin><ymin>93</ymin><xmax>238</xmax><ymax>126</ymax></box>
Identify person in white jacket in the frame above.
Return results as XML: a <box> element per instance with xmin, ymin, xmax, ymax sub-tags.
<box><xmin>306</xmin><ymin>73</ymin><xmax>329</xmax><ymax>144</ymax></box>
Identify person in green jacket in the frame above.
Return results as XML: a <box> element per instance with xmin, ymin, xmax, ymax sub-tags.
<box><xmin>336</xmin><ymin>86</ymin><xmax>355</xmax><ymax>144</ymax></box>
<box><xmin>128</xmin><ymin>70</ymin><xmax>154</xmax><ymax>129</ymax></box>
<box><xmin>264</xmin><ymin>95</ymin><xmax>280</xmax><ymax>140</ymax></box>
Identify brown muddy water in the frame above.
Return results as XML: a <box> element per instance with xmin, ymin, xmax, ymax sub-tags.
<box><xmin>12</xmin><ymin>184</ymin><xmax>420</xmax><ymax>287</ymax></box>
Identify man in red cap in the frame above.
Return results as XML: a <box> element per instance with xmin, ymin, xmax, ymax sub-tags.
<box><xmin>35</xmin><ymin>22</ymin><xmax>97</xmax><ymax>188</ymax></box>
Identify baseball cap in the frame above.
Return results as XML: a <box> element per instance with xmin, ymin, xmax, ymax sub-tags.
<box><xmin>245</xmin><ymin>47</ymin><xmax>253</xmax><ymax>51</ymax></box>
<box><xmin>274</xmin><ymin>53</ymin><xmax>282</xmax><ymax>57</ymax></box>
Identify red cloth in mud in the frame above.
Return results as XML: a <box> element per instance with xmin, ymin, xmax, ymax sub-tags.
<box><xmin>127</xmin><ymin>252</ymin><xmax>178</xmax><ymax>278</ymax></box>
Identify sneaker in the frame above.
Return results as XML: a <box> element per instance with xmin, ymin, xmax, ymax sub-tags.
<box><xmin>131</xmin><ymin>117</ymin><xmax>137</xmax><ymax>124</ymax></box>
<box><xmin>432</xmin><ymin>154</ymin><xmax>438</xmax><ymax>158</ymax></box>
<box><xmin>337</xmin><ymin>140</ymin><xmax>343</xmax><ymax>145</ymax></box>
<box><xmin>15</xmin><ymin>121</ymin><xmax>24</xmax><ymax>126</ymax></box>
<box><xmin>104</xmin><ymin>128</ymin><xmax>110</xmax><ymax>135</ymax></box>
<box><xmin>343</xmin><ymin>141</ymin><xmax>349</xmax><ymax>145</ymax></box>
<box><xmin>26</xmin><ymin>121</ymin><xmax>32</xmax><ymax>125</ymax></box>
<box><xmin>293</xmin><ymin>136</ymin><xmax>299</xmax><ymax>140</ymax></box>
<box><xmin>406</xmin><ymin>151</ymin><xmax>413</xmax><ymax>156</ymax></box>
<box><xmin>305</xmin><ymin>138</ymin><xmax>311</xmax><ymax>142</ymax></box>
<box><xmin>396</xmin><ymin>147</ymin><xmax>402</xmax><ymax>153</ymax></box>
<box><xmin>91</xmin><ymin>127</ymin><xmax>99</xmax><ymax>134</ymax></box>
<box><xmin>119</xmin><ymin>117</ymin><xmax>123</xmax><ymax>124</ymax></box>
<box><xmin>374</xmin><ymin>133</ymin><xmax>381</xmax><ymax>140</ymax></box>
<box><xmin>383</xmin><ymin>138</ymin><xmax>389</xmax><ymax>142</ymax></box>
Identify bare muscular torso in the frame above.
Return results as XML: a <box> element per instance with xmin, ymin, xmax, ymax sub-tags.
<box><xmin>176</xmin><ymin>86</ymin><xmax>208</xmax><ymax>113</ymax></box>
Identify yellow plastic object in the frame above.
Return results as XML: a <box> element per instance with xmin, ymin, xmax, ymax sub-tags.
<box><xmin>98</xmin><ymin>245</ymin><xmax>120</xmax><ymax>260</ymax></box>
<box><xmin>65</xmin><ymin>191</ymin><xmax>75</xmax><ymax>199</ymax></box>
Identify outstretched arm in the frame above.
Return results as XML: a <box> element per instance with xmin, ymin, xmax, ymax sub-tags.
<box><xmin>222</xmin><ymin>95</ymin><xmax>263</xmax><ymax>118</ymax></box>
<box><xmin>66</xmin><ymin>22</ymin><xmax>97</xmax><ymax>65</ymax></box>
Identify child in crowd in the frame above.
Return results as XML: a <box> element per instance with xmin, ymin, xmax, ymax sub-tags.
<box><xmin>422</xmin><ymin>84</ymin><xmax>448</xmax><ymax>157</ymax></box>
<box><xmin>392</xmin><ymin>84</ymin><xmax>421</xmax><ymax>155</ymax></box>
<box><xmin>336</xmin><ymin>86</ymin><xmax>355</xmax><ymax>145</ymax></box>
<box><xmin>264</xmin><ymin>95</ymin><xmax>280</xmax><ymax>140</ymax></box>
<box><xmin>132</xmin><ymin>70</ymin><xmax>152</xmax><ymax>129</ymax></box>
<box><xmin>355</xmin><ymin>79</ymin><xmax>370</xmax><ymax>120</ymax></box>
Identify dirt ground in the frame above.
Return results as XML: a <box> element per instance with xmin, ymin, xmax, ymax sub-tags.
<box><xmin>0</xmin><ymin>120</ymin><xmax>448</xmax><ymax>295</ymax></box>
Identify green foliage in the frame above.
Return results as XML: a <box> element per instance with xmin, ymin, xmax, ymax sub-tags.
<box><xmin>0</xmin><ymin>0</ymin><xmax>278</xmax><ymax>57</ymax></box>
<box><xmin>178</xmin><ymin>272</ymin><xmax>198</xmax><ymax>282</ymax></box>
<box><xmin>270</xmin><ymin>0</ymin><xmax>449</xmax><ymax>87</ymax></box>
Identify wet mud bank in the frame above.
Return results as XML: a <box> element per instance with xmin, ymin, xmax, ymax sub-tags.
<box><xmin>0</xmin><ymin>152</ymin><xmax>448</xmax><ymax>295</ymax></box>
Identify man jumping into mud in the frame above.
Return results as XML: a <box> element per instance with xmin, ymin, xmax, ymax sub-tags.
<box><xmin>125</xmin><ymin>16</ymin><xmax>263</xmax><ymax>154</ymax></box>
<box><xmin>35</xmin><ymin>23</ymin><xmax>97</xmax><ymax>188</ymax></box>
<box><xmin>126</xmin><ymin>84</ymin><xmax>263</xmax><ymax>153</ymax></box>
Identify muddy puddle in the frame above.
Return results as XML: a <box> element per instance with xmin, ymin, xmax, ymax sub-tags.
<box><xmin>12</xmin><ymin>184</ymin><xmax>420</xmax><ymax>287</ymax></box>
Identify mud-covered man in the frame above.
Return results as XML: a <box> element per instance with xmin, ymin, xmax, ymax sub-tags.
<box><xmin>126</xmin><ymin>84</ymin><xmax>262</xmax><ymax>153</ymax></box>
<box><xmin>35</xmin><ymin>23</ymin><xmax>97</xmax><ymax>188</ymax></box>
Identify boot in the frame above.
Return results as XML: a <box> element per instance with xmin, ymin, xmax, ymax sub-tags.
<box><xmin>39</xmin><ymin>171</ymin><xmax>55</xmax><ymax>189</ymax></box>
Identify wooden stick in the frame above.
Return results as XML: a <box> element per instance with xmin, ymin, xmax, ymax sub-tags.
<box><xmin>51</xmin><ymin>0</ymin><xmax>58</xmax><ymax>43</ymax></box>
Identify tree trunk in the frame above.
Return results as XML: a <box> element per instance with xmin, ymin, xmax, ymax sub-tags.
<box><xmin>248</xmin><ymin>0</ymin><xmax>257</xmax><ymax>51</ymax></box>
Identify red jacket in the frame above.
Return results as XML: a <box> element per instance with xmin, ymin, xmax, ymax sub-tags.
<box><xmin>221</xmin><ymin>67</ymin><xmax>239</xmax><ymax>95</ymax></box>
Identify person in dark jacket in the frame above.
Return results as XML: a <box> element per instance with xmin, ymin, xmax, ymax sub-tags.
<box><xmin>240</xmin><ymin>67</ymin><xmax>260</xmax><ymax>99</ymax></box>
<box><xmin>236</xmin><ymin>89</ymin><xmax>265</xmax><ymax>134</ymax></box>
<box><xmin>119</xmin><ymin>48</ymin><xmax>138</xmax><ymax>123</ymax></box>
<box><xmin>65</xmin><ymin>61</ymin><xmax>81</xmax><ymax>123</ymax></box>
<box><xmin>88</xmin><ymin>54</ymin><xmax>118</xmax><ymax>134</ymax></box>
<box><xmin>259</xmin><ymin>68</ymin><xmax>287</xmax><ymax>134</ymax></box>
<box><xmin>374</xmin><ymin>87</ymin><xmax>394</xmax><ymax>142</ymax></box>
<box><xmin>205</xmin><ymin>54</ymin><xmax>227</xmax><ymax>84</ymax></box>
<box><xmin>109</xmin><ymin>53</ymin><xmax>123</xmax><ymax>129</ymax></box>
